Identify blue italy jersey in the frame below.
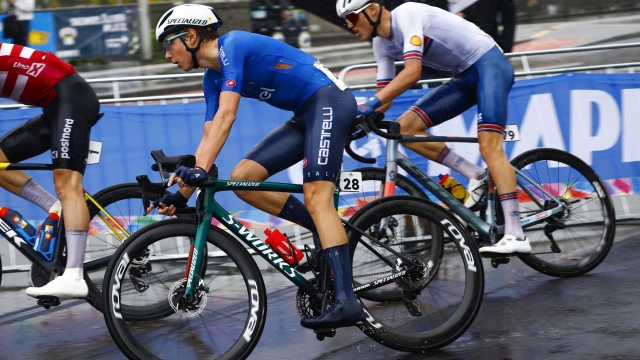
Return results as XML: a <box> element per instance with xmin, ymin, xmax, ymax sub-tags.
<box><xmin>203</xmin><ymin>31</ymin><xmax>340</xmax><ymax>120</ymax></box>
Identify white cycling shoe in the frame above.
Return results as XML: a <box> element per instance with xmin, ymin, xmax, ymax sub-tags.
<box><xmin>26</xmin><ymin>268</ymin><xmax>88</xmax><ymax>298</ymax></box>
<box><xmin>479</xmin><ymin>234</ymin><xmax>532</xmax><ymax>255</ymax></box>
<box><xmin>464</xmin><ymin>172</ymin><xmax>488</xmax><ymax>209</ymax></box>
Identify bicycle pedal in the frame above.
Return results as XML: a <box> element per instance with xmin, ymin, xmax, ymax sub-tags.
<box><xmin>490</xmin><ymin>256</ymin><xmax>511</xmax><ymax>268</ymax></box>
<box><xmin>313</xmin><ymin>328</ymin><xmax>336</xmax><ymax>341</ymax></box>
<box><xmin>36</xmin><ymin>296</ymin><xmax>61</xmax><ymax>309</ymax></box>
<box><xmin>480</xmin><ymin>251</ymin><xmax>512</xmax><ymax>259</ymax></box>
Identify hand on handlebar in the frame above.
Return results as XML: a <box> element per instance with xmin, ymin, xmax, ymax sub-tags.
<box><xmin>145</xmin><ymin>191</ymin><xmax>188</xmax><ymax>216</ymax></box>
<box><xmin>357</xmin><ymin>95</ymin><xmax>382</xmax><ymax>117</ymax></box>
<box><xmin>169</xmin><ymin>165</ymin><xmax>207</xmax><ymax>187</ymax></box>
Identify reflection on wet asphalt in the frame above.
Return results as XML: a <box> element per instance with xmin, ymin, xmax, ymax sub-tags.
<box><xmin>1</xmin><ymin>228</ymin><xmax>639</xmax><ymax>360</ymax></box>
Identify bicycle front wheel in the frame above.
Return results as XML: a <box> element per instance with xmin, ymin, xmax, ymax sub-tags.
<box><xmin>509</xmin><ymin>148</ymin><xmax>615</xmax><ymax>277</ymax></box>
<box><xmin>348</xmin><ymin>196</ymin><xmax>484</xmax><ymax>352</ymax></box>
<box><xmin>103</xmin><ymin>219</ymin><xmax>267</xmax><ymax>360</ymax></box>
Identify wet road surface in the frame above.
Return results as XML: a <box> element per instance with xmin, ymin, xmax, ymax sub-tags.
<box><xmin>1</xmin><ymin>225</ymin><xmax>639</xmax><ymax>360</ymax></box>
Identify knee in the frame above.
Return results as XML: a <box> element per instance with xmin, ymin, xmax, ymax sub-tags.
<box><xmin>478</xmin><ymin>137</ymin><xmax>505</xmax><ymax>163</ymax></box>
<box><xmin>303</xmin><ymin>189</ymin><xmax>331</xmax><ymax>217</ymax></box>
<box><xmin>397</xmin><ymin>112</ymin><xmax>426</xmax><ymax>136</ymax></box>
<box><xmin>52</xmin><ymin>170</ymin><xmax>83</xmax><ymax>199</ymax></box>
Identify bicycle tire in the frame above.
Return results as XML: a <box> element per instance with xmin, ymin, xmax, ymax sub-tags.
<box><xmin>348</xmin><ymin>196</ymin><xmax>484</xmax><ymax>352</ymax></box>
<box><xmin>339</xmin><ymin>167</ymin><xmax>426</xmax><ymax>220</ymax></box>
<box><xmin>341</xmin><ymin>168</ymin><xmax>436</xmax><ymax>302</ymax></box>
<box><xmin>508</xmin><ymin>148</ymin><xmax>615</xmax><ymax>277</ymax></box>
<box><xmin>80</xmin><ymin>183</ymin><xmax>169</xmax><ymax>314</ymax></box>
<box><xmin>103</xmin><ymin>219</ymin><xmax>267</xmax><ymax>360</ymax></box>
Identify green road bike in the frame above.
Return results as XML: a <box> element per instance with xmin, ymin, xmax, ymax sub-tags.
<box><xmin>102</xmin><ymin>149</ymin><xmax>485</xmax><ymax>359</ymax></box>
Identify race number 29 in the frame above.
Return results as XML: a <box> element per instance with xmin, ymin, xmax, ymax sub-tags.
<box><xmin>339</xmin><ymin>172</ymin><xmax>363</xmax><ymax>193</ymax></box>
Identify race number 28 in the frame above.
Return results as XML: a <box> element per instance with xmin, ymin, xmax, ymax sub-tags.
<box><xmin>339</xmin><ymin>172</ymin><xmax>363</xmax><ymax>193</ymax></box>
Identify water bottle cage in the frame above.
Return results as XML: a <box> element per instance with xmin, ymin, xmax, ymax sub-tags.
<box><xmin>272</xmin><ymin>233</ymin><xmax>301</xmax><ymax>267</ymax></box>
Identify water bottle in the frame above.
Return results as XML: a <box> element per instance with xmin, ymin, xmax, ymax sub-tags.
<box><xmin>37</xmin><ymin>210</ymin><xmax>60</xmax><ymax>261</ymax></box>
<box><xmin>0</xmin><ymin>207</ymin><xmax>38</xmax><ymax>247</ymax></box>
<box><xmin>264</xmin><ymin>228</ymin><xmax>304</xmax><ymax>265</ymax></box>
<box><xmin>438</xmin><ymin>174</ymin><xmax>470</xmax><ymax>204</ymax></box>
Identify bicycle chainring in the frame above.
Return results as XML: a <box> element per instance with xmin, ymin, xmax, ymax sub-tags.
<box><xmin>295</xmin><ymin>278</ymin><xmax>333</xmax><ymax>319</ymax></box>
<box><xmin>29</xmin><ymin>264</ymin><xmax>50</xmax><ymax>288</ymax></box>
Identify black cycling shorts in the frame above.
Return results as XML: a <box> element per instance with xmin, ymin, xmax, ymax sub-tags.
<box><xmin>245</xmin><ymin>83</ymin><xmax>357</xmax><ymax>183</ymax></box>
<box><xmin>0</xmin><ymin>73</ymin><xmax>100</xmax><ymax>174</ymax></box>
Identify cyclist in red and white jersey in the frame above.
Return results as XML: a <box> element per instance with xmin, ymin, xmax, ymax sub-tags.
<box><xmin>337</xmin><ymin>0</ymin><xmax>530</xmax><ymax>254</ymax></box>
<box><xmin>0</xmin><ymin>42</ymin><xmax>101</xmax><ymax>297</ymax></box>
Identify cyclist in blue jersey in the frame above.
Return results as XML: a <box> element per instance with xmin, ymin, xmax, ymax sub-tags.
<box><xmin>336</xmin><ymin>0</ymin><xmax>531</xmax><ymax>255</ymax></box>
<box><xmin>149</xmin><ymin>4</ymin><xmax>366</xmax><ymax>330</ymax></box>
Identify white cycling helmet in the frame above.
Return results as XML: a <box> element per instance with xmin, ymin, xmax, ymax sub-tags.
<box><xmin>336</xmin><ymin>0</ymin><xmax>376</xmax><ymax>18</ymax></box>
<box><xmin>336</xmin><ymin>0</ymin><xmax>383</xmax><ymax>39</ymax></box>
<box><xmin>155</xmin><ymin>4</ymin><xmax>223</xmax><ymax>42</ymax></box>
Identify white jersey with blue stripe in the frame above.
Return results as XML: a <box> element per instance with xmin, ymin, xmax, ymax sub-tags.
<box><xmin>373</xmin><ymin>2</ymin><xmax>496</xmax><ymax>88</ymax></box>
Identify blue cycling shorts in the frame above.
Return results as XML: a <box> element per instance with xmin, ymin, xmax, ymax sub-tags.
<box><xmin>409</xmin><ymin>46</ymin><xmax>515</xmax><ymax>135</ymax></box>
<box><xmin>245</xmin><ymin>84</ymin><xmax>357</xmax><ymax>183</ymax></box>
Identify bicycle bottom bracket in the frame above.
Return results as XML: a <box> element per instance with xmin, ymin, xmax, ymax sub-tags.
<box><xmin>168</xmin><ymin>278</ymin><xmax>208</xmax><ymax>316</ymax></box>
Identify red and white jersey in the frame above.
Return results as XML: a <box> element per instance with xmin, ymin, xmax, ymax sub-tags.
<box><xmin>373</xmin><ymin>2</ymin><xmax>496</xmax><ymax>88</ymax></box>
<box><xmin>0</xmin><ymin>43</ymin><xmax>76</xmax><ymax>107</ymax></box>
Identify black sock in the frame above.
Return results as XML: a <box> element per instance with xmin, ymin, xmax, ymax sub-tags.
<box><xmin>325</xmin><ymin>244</ymin><xmax>356</xmax><ymax>301</ymax></box>
<box><xmin>277</xmin><ymin>195</ymin><xmax>317</xmax><ymax>234</ymax></box>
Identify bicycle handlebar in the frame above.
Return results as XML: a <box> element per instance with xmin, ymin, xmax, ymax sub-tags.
<box><xmin>363</xmin><ymin>112</ymin><xmax>403</xmax><ymax>140</ymax></box>
<box><xmin>345</xmin><ymin>127</ymin><xmax>376</xmax><ymax>164</ymax></box>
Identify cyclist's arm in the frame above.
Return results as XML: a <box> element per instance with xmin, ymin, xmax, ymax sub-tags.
<box><xmin>375</xmin><ymin>88</ymin><xmax>392</xmax><ymax>113</ymax></box>
<box><xmin>375</xmin><ymin>59</ymin><xmax>422</xmax><ymax>108</ymax></box>
<box><xmin>194</xmin><ymin>91</ymin><xmax>241</xmax><ymax>171</ymax></box>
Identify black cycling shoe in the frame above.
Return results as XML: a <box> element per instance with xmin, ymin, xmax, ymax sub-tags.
<box><xmin>296</xmin><ymin>234</ymin><xmax>323</xmax><ymax>274</ymax></box>
<box><xmin>300</xmin><ymin>299</ymin><xmax>366</xmax><ymax>329</ymax></box>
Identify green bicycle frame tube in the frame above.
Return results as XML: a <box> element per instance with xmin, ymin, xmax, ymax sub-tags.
<box><xmin>184</xmin><ymin>178</ymin><xmax>324</xmax><ymax>303</ymax></box>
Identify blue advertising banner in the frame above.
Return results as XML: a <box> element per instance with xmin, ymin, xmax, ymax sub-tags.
<box><xmin>0</xmin><ymin>12</ymin><xmax>56</xmax><ymax>52</ymax></box>
<box><xmin>0</xmin><ymin>73</ymin><xmax>639</xmax><ymax>224</ymax></box>
<box><xmin>53</xmin><ymin>6</ymin><xmax>135</xmax><ymax>59</ymax></box>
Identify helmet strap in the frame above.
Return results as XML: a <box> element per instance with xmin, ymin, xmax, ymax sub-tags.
<box><xmin>179</xmin><ymin>35</ymin><xmax>205</xmax><ymax>69</ymax></box>
<box><xmin>361</xmin><ymin>4</ymin><xmax>382</xmax><ymax>39</ymax></box>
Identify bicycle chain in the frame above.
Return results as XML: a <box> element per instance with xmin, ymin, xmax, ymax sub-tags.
<box><xmin>353</xmin><ymin>269</ymin><xmax>393</xmax><ymax>279</ymax></box>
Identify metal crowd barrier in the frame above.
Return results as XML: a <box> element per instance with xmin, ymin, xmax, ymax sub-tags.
<box><xmin>1</xmin><ymin>42</ymin><xmax>639</xmax><ymax>109</ymax></box>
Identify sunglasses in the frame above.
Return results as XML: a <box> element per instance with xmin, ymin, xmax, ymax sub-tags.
<box><xmin>162</xmin><ymin>32</ymin><xmax>188</xmax><ymax>52</ymax></box>
<box><xmin>344</xmin><ymin>3</ymin><xmax>375</xmax><ymax>25</ymax></box>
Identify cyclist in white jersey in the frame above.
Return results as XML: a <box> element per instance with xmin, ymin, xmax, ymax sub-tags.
<box><xmin>337</xmin><ymin>0</ymin><xmax>531</xmax><ymax>255</ymax></box>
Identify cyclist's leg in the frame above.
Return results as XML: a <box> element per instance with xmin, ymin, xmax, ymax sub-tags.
<box><xmin>471</xmin><ymin>47</ymin><xmax>529</xmax><ymax>254</ymax></box>
<box><xmin>0</xmin><ymin>115</ymin><xmax>58</xmax><ymax>211</ymax></box>
<box><xmin>235</xmin><ymin>119</ymin><xmax>318</xmax><ymax>234</ymax></box>
<box><xmin>397</xmin><ymin>78</ymin><xmax>486</xmax><ymax>180</ymax></box>
<box><xmin>26</xmin><ymin>73</ymin><xmax>101</xmax><ymax>298</ymax></box>
<box><xmin>295</xmin><ymin>85</ymin><xmax>365</xmax><ymax>329</ymax></box>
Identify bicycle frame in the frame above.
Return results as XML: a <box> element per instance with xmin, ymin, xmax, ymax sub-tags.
<box><xmin>180</xmin><ymin>177</ymin><xmax>421</xmax><ymax>305</ymax></box>
<box><xmin>380</xmin><ymin>136</ymin><xmax>567</xmax><ymax>244</ymax></box>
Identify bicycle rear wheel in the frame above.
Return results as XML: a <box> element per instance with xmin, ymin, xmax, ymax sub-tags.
<box><xmin>509</xmin><ymin>148</ymin><xmax>615</xmax><ymax>277</ymax></box>
<box><xmin>348</xmin><ymin>196</ymin><xmax>484</xmax><ymax>352</ymax></box>
<box><xmin>338</xmin><ymin>167</ymin><xmax>426</xmax><ymax>220</ymax></box>
<box><xmin>103</xmin><ymin>219</ymin><xmax>266</xmax><ymax>360</ymax></box>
